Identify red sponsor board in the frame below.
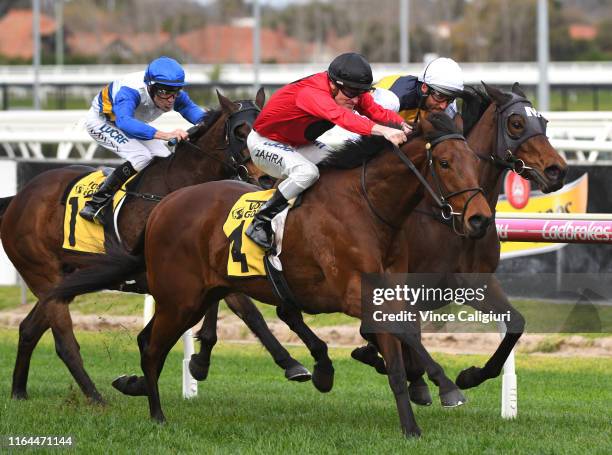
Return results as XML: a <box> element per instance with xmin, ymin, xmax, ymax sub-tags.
<box><xmin>496</xmin><ymin>218</ymin><xmax>612</xmax><ymax>244</ymax></box>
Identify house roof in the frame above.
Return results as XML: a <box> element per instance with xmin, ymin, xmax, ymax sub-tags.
<box><xmin>68</xmin><ymin>31</ymin><xmax>170</xmax><ymax>57</ymax></box>
<box><xmin>569</xmin><ymin>24</ymin><xmax>597</xmax><ymax>41</ymax></box>
<box><xmin>174</xmin><ymin>25</ymin><xmax>313</xmax><ymax>63</ymax></box>
<box><xmin>0</xmin><ymin>9</ymin><xmax>56</xmax><ymax>59</ymax></box>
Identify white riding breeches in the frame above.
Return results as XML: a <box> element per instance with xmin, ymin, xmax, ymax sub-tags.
<box><xmin>84</xmin><ymin>108</ymin><xmax>171</xmax><ymax>172</ymax></box>
<box><xmin>247</xmin><ymin>130</ymin><xmax>334</xmax><ymax>200</ymax></box>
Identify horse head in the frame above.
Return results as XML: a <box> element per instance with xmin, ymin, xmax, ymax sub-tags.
<box><xmin>415</xmin><ymin>112</ymin><xmax>493</xmax><ymax>238</ymax></box>
<box><xmin>480</xmin><ymin>81</ymin><xmax>567</xmax><ymax>193</ymax></box>
<box><xmin>216</xmin><ymin>88</ymin><xmax>274</xmax><ymax>189</ymax></box>
<box><xmin>182</xmin><ymin>88</ymin><xmax>272</xmax><ymax>189</ymax></box>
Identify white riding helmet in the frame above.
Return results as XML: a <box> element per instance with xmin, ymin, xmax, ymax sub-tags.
<box><xmin>418</xmin><ymin>57</ymin><xmax>464</xmax><ymax>97</ymax></box>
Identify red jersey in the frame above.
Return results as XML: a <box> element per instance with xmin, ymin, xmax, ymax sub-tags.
<box><xmin>253</xmin><ymin>72</ymin><xmax>404</xmax><ymax>146</ymax></box>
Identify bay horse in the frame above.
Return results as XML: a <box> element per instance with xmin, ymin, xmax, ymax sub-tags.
<box><xmin>52</xmin><ymin>112</ymin><xmax>494</xmax><ymax>437</ymax></box>
<box><xmin>1</xmin><ymin>89</ymin><xmax>308</xmax><ymax>404</ymax></box>
<box><xmin>353</xmin><ymin>82</ymin><xmax>568</xmax><ymax>400</ymax></box>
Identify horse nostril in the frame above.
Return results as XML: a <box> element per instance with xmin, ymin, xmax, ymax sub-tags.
<box><xmin>468</xmin><ymin>215</ymin><xmax>489</xmax><ymax>232</ymax></box>
<box><xmin>544</xmin><ymin>165</ymin><xmax>566</xmax><ymax>183</ymax></box>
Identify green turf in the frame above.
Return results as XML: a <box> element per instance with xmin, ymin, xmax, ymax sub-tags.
<box><xmin>0</xmin><ymin>329</ymin><xmax>610</xmax><ymax>454</ymax></box>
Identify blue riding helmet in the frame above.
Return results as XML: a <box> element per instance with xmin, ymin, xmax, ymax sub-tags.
<box><xmin>144</xmin><ymin>56</ymin><xmax>186</xmax><ymax>87</ymax></box>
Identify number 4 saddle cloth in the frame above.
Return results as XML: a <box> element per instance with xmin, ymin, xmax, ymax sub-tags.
<box><xmin>62</xmin><ymin>170</ymin><xmax>133</xmax><ymax>254</ymax></box>
<box><xmin>222</xmin><ymin>188</ymin><xmax>294</xmax><ymax>278</ymax></box>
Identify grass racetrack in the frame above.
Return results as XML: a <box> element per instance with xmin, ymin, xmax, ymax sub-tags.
<box><xmin>0</xmin><ymin>328</ymin><xmax>610</xmax><ymax>454</ymax></box>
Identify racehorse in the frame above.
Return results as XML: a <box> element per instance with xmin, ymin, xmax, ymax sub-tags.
<box><xmin>1</xmin><ymin>89</ymin><xmax>308</xmax><ymax>404</ymax></box>
<box><xmin>51</xmin><ymin>112</ymin><xmax>494</xmax><ymax>437</ymax></box>
<box><xmin>352</xmin><ymin>82</ymin><xmax>568</xmax><ymax>399</ymax></box>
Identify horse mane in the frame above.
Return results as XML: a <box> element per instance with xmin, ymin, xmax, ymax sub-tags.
<box><xmin>187</xmin><ymin>108</ymin><xmax>223</xmax><ymax>144</ymax></box>
<box><xmin>318</xmin><ymin>136</ymin><xmax>390</xmax><ymax>169</ymax></box>
<box><xmin>461</xmin><ymin>85</ymin><xmax>491</xmax><ymax>136</ymax></box>
<box><xmin>319</xmin><ymin>112</ymin><xmax>458</xmax><ymax>170</ymax></box>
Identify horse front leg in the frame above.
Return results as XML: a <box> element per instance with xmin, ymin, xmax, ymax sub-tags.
<box><xmin>456</xmin><ymin>276</ymin><xmax>525</xmax><ymax>389</ymax></box>
<box><xmin>275</xmin><ymin>305</ymin><xmax>334</xmax><ymax>392</ymax></box>
<box><xmin>226</xmin><ymin>293</ymin><xmax>311</xmax><ymax>381</ymax></box>
<box><xmin>394</xmin><ymin>323</ymin><xmax>466</xmax><ymax>408</ymax></box>
<box><xmin>188</xmin><ymin>301</ymin><xmax>219</xmax><ymax>381</ymax></box>
<box><xmin>375</xmin><ymin>332</ymin><xmax>421</xmax><ymax>438</ymax></box>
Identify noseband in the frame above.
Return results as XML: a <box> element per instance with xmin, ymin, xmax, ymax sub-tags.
<box><xmin>361</xmin><ymin>133</ymin><xmax>484</xmax><ymax>234</ymax></box>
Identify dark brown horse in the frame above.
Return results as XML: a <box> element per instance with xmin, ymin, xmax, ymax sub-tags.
<box><xmin>52</xmin><ymin>112</ymin><xmax>494</xmax><ymax>436</ymax></box>
<box><xmin>352</xmin><ymin>83</ymin><xmax>568</xmax><ymax>399</ymax></box>
<box><xmin>1</xmin><ymin>89</ymin><xmax>309</xmax><ymax>403</ymax></box>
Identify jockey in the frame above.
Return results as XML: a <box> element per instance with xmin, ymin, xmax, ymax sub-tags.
<box><xmin>245</xmin><ymin>52</ymin><xmax>411</xmax><ymax>250</ymax></box>
<box><xmin>80</xmin><ymin>56</ymin><xmax>207</xmax><ymax>224</ymax></box>
<box><xmin>374</xmin><ymin>57</ymin><xmax>464</xmax><ymax>124</ymax></box>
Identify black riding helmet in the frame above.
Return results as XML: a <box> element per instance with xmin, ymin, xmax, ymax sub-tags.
<box><xmin>327</xmin><ymin>53</ymin><xmax>373</xmax><ymax>90</ymax></box>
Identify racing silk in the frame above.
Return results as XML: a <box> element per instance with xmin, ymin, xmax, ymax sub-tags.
<box><xmin>253</xmin><ymin>71</ymin><xmax>404</xmax><ymax>147</ymax></box>
<box><xmin>91</xmin><ymin>71</ymin><xmax>206</xmax><ymax>140</ymax></box>
<box><xmin>375</xmin><ymin>74</ymin><xmax>458</xmax><ymax>123</ymax></box>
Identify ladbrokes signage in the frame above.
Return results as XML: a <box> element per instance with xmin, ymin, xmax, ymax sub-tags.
<box><xmin>496</xmin><ymin>173</ymin><xmax>589</xmax><ymax>259</ymax></box>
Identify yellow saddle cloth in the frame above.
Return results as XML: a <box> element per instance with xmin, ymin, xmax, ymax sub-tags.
<box><xmin>62</xmin><ymin>170</ymin><xmax>131</xmax><ymax>254</ymax></box>
<box><xmin>222</xmin><ymin>189</ymin><xmax>276</xmax><ymax>277</ymax></box>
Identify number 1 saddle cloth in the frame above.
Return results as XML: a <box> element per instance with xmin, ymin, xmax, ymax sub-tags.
<box><xmin>62</xmin><ymin>170</ymin><xmax>133</xmax><ymax>254</ymax></box>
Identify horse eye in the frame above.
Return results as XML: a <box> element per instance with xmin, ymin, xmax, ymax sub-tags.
<box><xmin>512</xmin><ymin>121</ymin><xmax>523</xmax><ymax>129</ymax></box>
<box><xmin>439</xmin><ymin>160</ymin><xmax>450</xmax><ymax>169</ymax></box>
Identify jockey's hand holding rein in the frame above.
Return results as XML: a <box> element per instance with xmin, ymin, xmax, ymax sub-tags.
<box><xmin>154</xmin><ymin>128</ymin><xmax>190</xmax><ymax>142</ymax></box>
<box><xmin>372</xmin><ymin>123</ymin><xmax>408</xmax><ymax>146</ymax></box>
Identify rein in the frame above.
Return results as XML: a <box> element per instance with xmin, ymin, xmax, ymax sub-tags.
<box><xmin>360</xmin><ymin>134</ymin><xmax>484</xmax><ymax>232</ymax></box>
<box><xmin>124</xmin><ymin>103</ymin><xmax>261</xmax><ymax>203</ymax></box>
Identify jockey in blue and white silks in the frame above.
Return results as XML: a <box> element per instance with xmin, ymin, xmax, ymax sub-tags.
<box><xmin>81</xmin><ymin>56</ymin><xmax>207</xmax><ymax>224</ymax></box>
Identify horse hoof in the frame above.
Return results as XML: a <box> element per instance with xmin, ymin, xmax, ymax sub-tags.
<box><xmin>408</xmin><ymin>384</ymin><xmax>432</xmax><ymax>406</ymax></box>
<box><xmin>112</xmin><ymin>374</ymin><xmax>148</xmax><ymax>396</ymax></box>
<box><xmin>11</xmin><ymin>390</ymin><xmax>28</xmax><ymax>400</ymax></box>
<box><xmin>440</xmin><ymin>388</ymin><xmax>467</xmax><ymax>408</ymax></box>
<box><xmin>152</xmin><ymin>413</ymin><xmax>166</xmax><ymax>424</ymax></box>
<box><xmin>456</xmin><ymin>366</ymin><xmax>483</xmax><ymax>390</ymax></box>
<box><xmin>88</xmin><ymin>394</ymin><xmax>107</xmax><ymax>406</ymax></box>
<box><xmin>403</xmin><ymin>427</ymin><xmax>422</xmax><ymax>438</ymax></box>
<box><xmin>189</xmin><ymin>356</ymin><xmax>210</xmax><ymax>381</ymax></box>
<box><xmin>351</xmin><ymin>346</ymin><xmax>387</xmax><ymax>375</ymax></box>
<box><xmin>285</xmin><ymin>364</ymin><xmax>312</xmax><ymax>382</ymax></box>
<box><xmin>312</xmin><ymin>363</ymin><xmax>334</xmax><ymax>393</ymax></box>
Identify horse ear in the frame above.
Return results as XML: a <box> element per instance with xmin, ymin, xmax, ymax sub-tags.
<box><xmin>217</xmin><ymin>89</ymin><xmax>238</xmax><ymax>114</ymax></box>
<box><xmin>255</xmin><ymin>87</ymin><xmax>266</xmax><ymax>109</ymax></box>
<box><xmin>512</xmin><ymin>82</ymin><xmax>526</xmax><ymax>98</ymax></box>
<box><xmin>481</xmin><ymin>81</ymin><xmax>507</xmax><ymax>106</ymax></box>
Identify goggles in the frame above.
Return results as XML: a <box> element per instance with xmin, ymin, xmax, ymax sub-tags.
<box><xmin>429</xmin><ymin>87</ymin><xmax>456</xmax><ymax>104</ymax></box>
<box><xmin>337</xmin><ymin>84</ymin><xmax>371</xmax><ymax>99</ymax></box>
<box><xmin>154</xmin><ymin>85</ymin><xmax>182</xmax><ymax>100</ymax></box>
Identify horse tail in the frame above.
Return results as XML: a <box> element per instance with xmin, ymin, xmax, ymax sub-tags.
<box><xmin>48</xmin><ymin>238</ymin><xmax>146</xmax><ymax>302</ymax></box>
<box><xmin>0</xmin><ymin>196</ymin><xmax>15</xmax><ymax>231</ymax></box>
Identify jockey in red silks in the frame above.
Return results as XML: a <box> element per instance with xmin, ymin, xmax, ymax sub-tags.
<box><xmin>246</xmin><ymin>52</ymin><xmax>411</xmax><ymax>250</ymax></box>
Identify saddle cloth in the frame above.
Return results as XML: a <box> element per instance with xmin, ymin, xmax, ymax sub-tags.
<box><xmin>62</xmin><ymin>170</ymin><xmax>132</xmax><ymax>253</ymax></box>
<box><xmin>222</xmin><ymin>188</ymin><xmax>297</xmax><ymax>277</ymax></box>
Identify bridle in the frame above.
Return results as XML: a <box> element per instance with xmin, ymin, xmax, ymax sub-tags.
<box><xmin>490</xmin><ymin>93</ymin><xmax>549</xmax><ymax>176</ymax></box>
<box><xmin>171</xmin><ymin>100</ymin><xmax>261</xmax><ymax>182</ymax></box>
<box><xmin>127</xmin><ymin>101</ymin><xmax>262</xmax><ymax>203</ymax></box>
<box><xmin>361</xmin><ymin>132</ymin><xmax>484</xmax><ymax>235</ymax></box>
<box><xmin>224</xmin><ymin>100</ymin><xmax>261</xmax><ymax>182</ymax></box>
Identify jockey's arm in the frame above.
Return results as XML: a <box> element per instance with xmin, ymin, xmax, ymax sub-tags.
<box><xmin>173</xmin><ymin>91</ymin><xmax>208</xmax><ymax>125</ymax></box>
<box><xmin>113</xmin><ymin>87</ymin><xmax>157</xmax><ymax>140</ymax></box>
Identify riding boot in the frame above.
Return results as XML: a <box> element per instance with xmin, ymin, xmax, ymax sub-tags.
<box><xmin>245</xmin><ymin>190</ymin><xmax>289</xmax><ymax>250</ymax></box>
<box><xmin>80</xmin><ymin>161</ymin><xmax>137</xmax><ymax>224</ymax></box>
